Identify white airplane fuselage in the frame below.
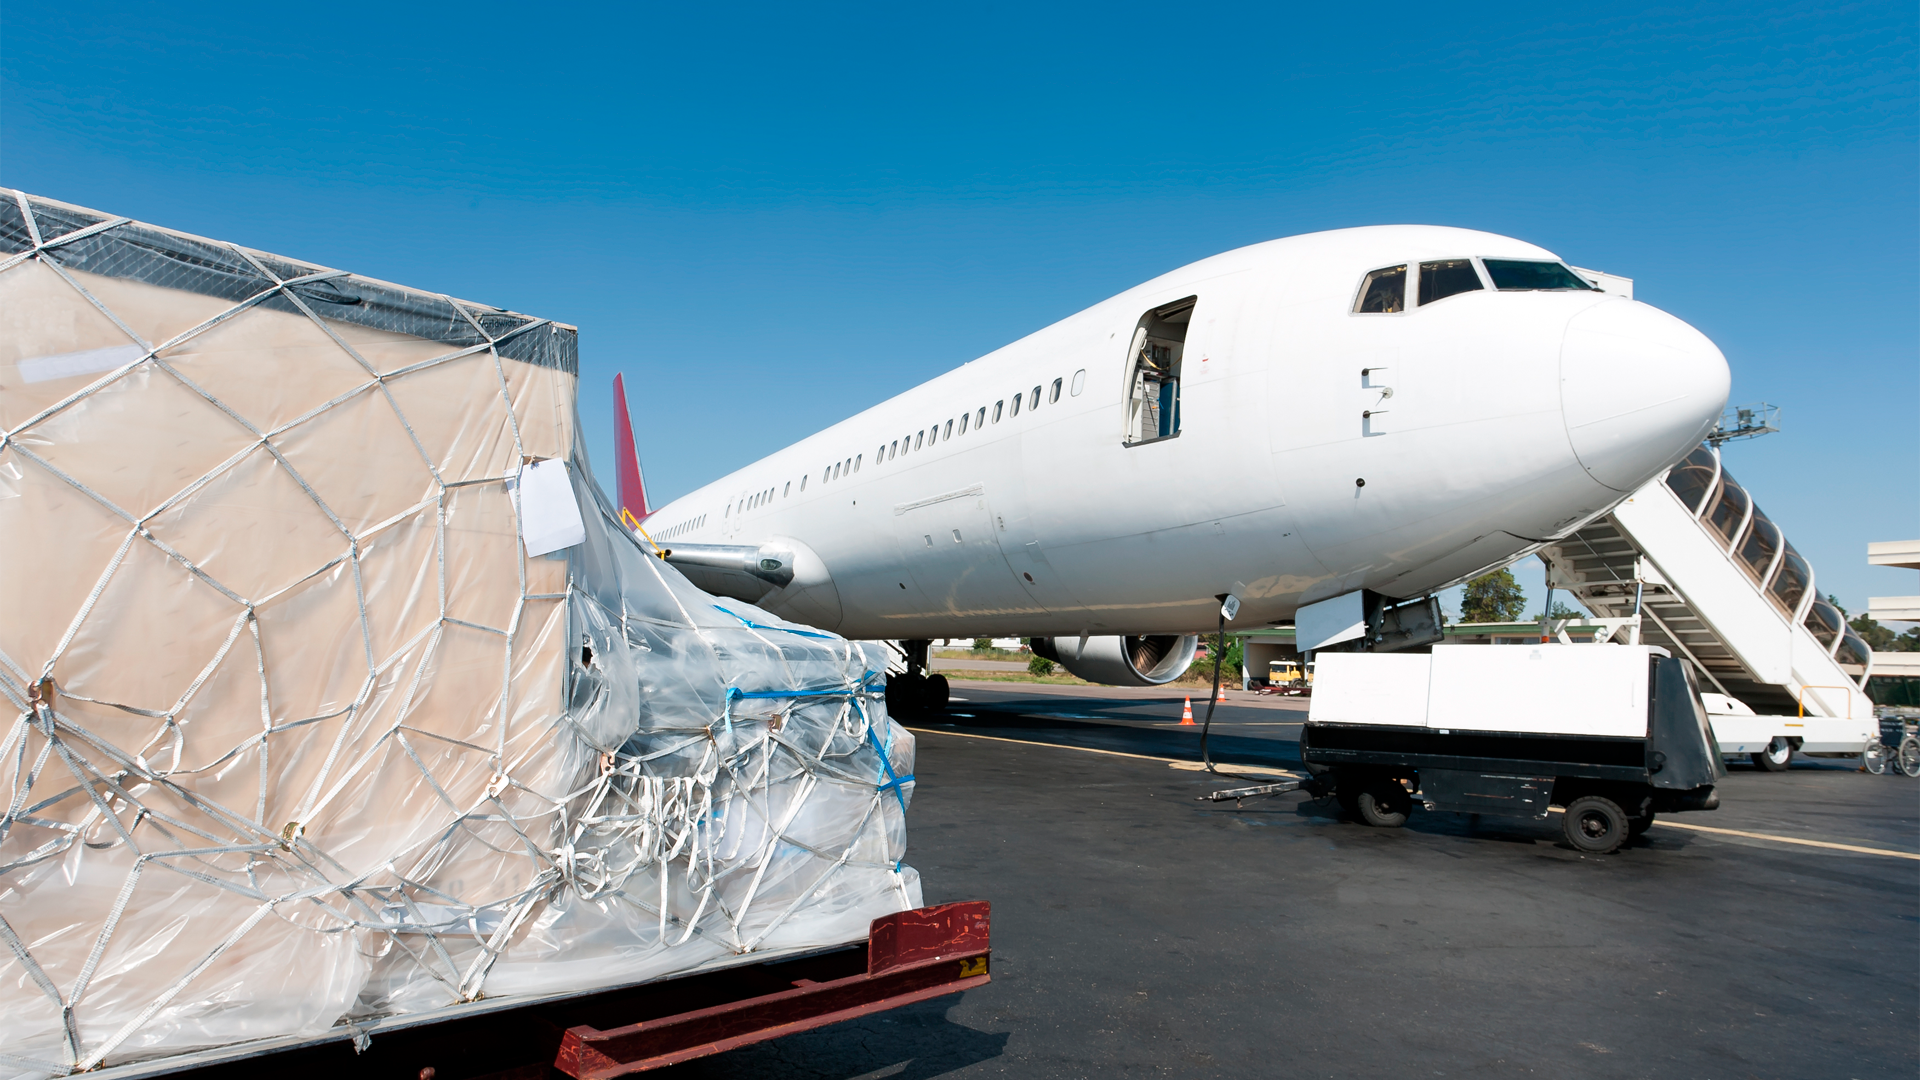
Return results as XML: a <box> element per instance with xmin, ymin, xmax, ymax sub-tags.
<box><xmin>641</xmin><ymin>225</ymin><xmax>1729</xmax><ymax>642</ymax></box>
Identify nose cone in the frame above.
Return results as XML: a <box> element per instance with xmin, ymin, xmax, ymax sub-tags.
<box><xmin>1560</xmin><ymin>300</ymin><xmax>1730</xmax><ymax>492</ymax></box>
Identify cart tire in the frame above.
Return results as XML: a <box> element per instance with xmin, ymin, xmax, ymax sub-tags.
<box><xmin>1627</xmin><ymin>812</ymin><xmax>1655</xmax><ymax>838</ymax></box>
<box><xmin>1899</xmin><ymin>737</ymin><xmax>1920</xmax><ymax>779</ymax></box>
<box><xmin>1356</xmin><ymin>780</ymin><xmax>1411</xmax><ymax>828</ymax></box>
<box><xmin>924</xmin><ymin>673</ymin><xmax>950</xmax><ymax>712</ymax></box>
<box><xmin>1562</xmin><ymin>795</ymin><xmax>1628</xmax><ymax>854</ymax></box>
<box><xmin>1751</xmin><ymin>737</ymin><xmax>1792</xmax><ymax>772</ymax></box>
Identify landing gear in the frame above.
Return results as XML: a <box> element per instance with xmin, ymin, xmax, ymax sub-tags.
<box><xmin>1751</xmin><ymin>737</ymin><xmax>1792</xmax><ymax>772</ymax></box>
<box><xmin>884</xmin><ymin>640</ymin><xmax>947</xmax><ymax>716</ymax></box>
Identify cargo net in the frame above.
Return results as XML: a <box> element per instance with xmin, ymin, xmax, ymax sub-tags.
<box><xmin>0</xmin><ymin>191</ymin><xmax>919</xmax><ymax>1076</ymax></box>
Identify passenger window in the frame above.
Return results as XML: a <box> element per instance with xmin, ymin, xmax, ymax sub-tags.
<box><xmin>959</xmin><ymin>412</ymin><xmax>969</xmax><ymax>434</ymax></box>
<box><xmin>783</xmin><ymin>482</ymin><xmax>790</xmax><ymax>496</ymax></box>
<box><xmin>1482</xmin><ymin>260</ymin><xmax>1596</xmax><ymax>291</ymax></box>
<box><xmin>1050</xmin><ymin>378</ymin><xmax>1062</xmax><ymax>403</ymax></box>
<box><xmin>1030</xmin><ymin>386</ymin><xmax>1041</xmax><ymax>409</ymax></box>
<box><xmin>1418</xmin><ymin>260</ymin><xmax>1483</xmax><ymax>306</ymax></box>
<box><xmin>889</xmin><ymin>440</ymin><xmax>898</xmax><ymax>459</ymax></box>
<box><xmin>1010</xmin><ymin>394</ymin><xmax>1021</xmax><ymax>417</ymax></box>
<box><xmin>944</xmin><ymin>419</ymin><xmax>953</xmax><ymax>438</ymax></box>
<box><xmin>1354</xmin><ymin>266</ymin><xmax>1406</xmax><ymax>314</ymax></box>
<box><xmin>1071</xmin><ymin>369</ymin><xmax>1085</xmax><ymax>396</ymax></box>
<box><xmin>915</xmin><ymin>430</ymin><xmax>924</xmax><ymax>450</ymax></box>
<box><xmin>993</xmin><ymin>401</ymin><xmax>1003</xmax><ymax>422</ymax></box>
<box><xmin>977</xmin><ymin>406</ymin><xmax>987</xmax><ymax>427</ymax></box>
<box><xmin>1123</xmin><ymin>295</ymin><xmax>1193</xmax><ymax>445</ymax></box>
<box><xmin>801</xmin><ymin>475</ymin><xmax>807</xmax><ymax>491</ymax></box>
<box><xmin>855</xmin><ymin>454</ymin><xmax>861</xmax><ymax>472</ymax></box>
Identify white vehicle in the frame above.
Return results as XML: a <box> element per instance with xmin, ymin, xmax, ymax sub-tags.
<box><xmin>1701</xmin><ymin>692</ymin><xmax>1878</xmax><ymax>771</ymax></box>
<box><xmin>617</xmin><ymin>226</ymin><xmax>1729</xmax><ymax>705</ymax></box>
<box><xmin>1302</xmin><ymin>644</ymin><xmax>1725</xmax><ymax>854</ymax></box>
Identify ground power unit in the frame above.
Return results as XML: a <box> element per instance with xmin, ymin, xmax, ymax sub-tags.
<box><xmin>1300</xmin><ymin>644</ymin><xmax>1725</xmax><ymax>853</ymax></box>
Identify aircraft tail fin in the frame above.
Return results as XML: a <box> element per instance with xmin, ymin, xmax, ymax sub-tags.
<box><xmin>612</xmin><ymin>373</ymin><xmax>650</xmax><ymax>530</ymax></box>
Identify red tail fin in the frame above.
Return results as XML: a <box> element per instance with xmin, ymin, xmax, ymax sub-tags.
<box><xmin>612</xmin><ymin>373</ymin><xmax>649</xmax><ymax>529</ymax></box>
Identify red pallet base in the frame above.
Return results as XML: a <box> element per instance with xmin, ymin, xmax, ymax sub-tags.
<box><xmin>556</xmin><ymin>901</ymin><xmax>991</xmax><ymax>1077</ymax></box>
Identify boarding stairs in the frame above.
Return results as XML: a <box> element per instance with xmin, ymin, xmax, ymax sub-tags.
<box><xmin>1537</xmin><ymin>445</ymin><xmax>1874</xmax><ymax>725</ymax></box>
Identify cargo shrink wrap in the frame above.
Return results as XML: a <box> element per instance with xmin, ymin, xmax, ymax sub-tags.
<box><xmin>0</xmin><ymin>191</ymin><xmax>920</xmax><ymax>1075</ymax></box>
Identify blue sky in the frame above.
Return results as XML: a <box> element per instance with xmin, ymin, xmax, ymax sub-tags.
<box><xmin>4</xmin><ymin>0</ymin><xmax>1914</xmax><ymax>617</ymax></box>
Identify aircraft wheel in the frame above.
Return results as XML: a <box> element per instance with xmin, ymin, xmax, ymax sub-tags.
<box><xmin>924</xmin><ymin>673</ymin><xmax>950</xmax><ymax>712</ymax></box>
<box><xmin>1750</xmin><ymin>737</ymin><xmax>1792</xmax><ymax>772</ymax></box>
<box><xmin>885</xmin><ymin>673</ymin><xmax>924</xmax><ymax>716</ymax></box>
<box><xmin>1355</xmin><ymin>779</ymin><xmax>1411</xmax><ymax>828</ymax></box>
<box><xmin>1562</xmin><ymin>796</ymin><xmax>1627</xmax><ymax>854</ymax></box>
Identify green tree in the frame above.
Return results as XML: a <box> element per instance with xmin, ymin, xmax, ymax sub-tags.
<box><xmin>1538</xmin><ymin>600</ymin><xmax>1583</xmax><ymax>620</ymax></box>
<box><xmin>972</xmin><ymin>636</ymin><xmax>994</xmax><ymax>652</ymax></box>
<box><xmin>1027</xmin><ymin>653</ymin><xmax>1056</xmax><ymax>676</ymax></box>
<box><xmin>1850</xmin><ymin>614</ymin><xmax>1898</xmax><ymax>651</ymax></box>
<box><xmin>1183</xmin><ymin>633</ymin><xmax>1244</xmax><ymax>682</ymax></box>
<box><xmin>1461</xmin><ymin>570</ymin><xmax>1527</xmax><ymax>623</ymax></box>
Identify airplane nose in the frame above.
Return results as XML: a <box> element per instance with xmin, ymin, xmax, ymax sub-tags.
<box><xmin>1560</xmin><ymin>299</ymin><xmax>1731</xmax><ymax>492</ymax></box>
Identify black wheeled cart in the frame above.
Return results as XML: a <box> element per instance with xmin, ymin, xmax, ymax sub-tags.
<box><xmin>1300</xmin><ymin>647</ymin><xmax>1725</xmax><ymax>854</ymax></box>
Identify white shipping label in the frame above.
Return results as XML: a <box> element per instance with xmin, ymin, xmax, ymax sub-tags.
<box><xmin>515</xmin><ymin>459</ymin><xmax>586</xmax><ymax>558</ymax></box>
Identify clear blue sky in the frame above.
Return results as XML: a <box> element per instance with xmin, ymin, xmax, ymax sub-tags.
<box><xmin>4</xmin><ymin>1</ymin><xmax>1914</xmax><ymax>618</ymax></box>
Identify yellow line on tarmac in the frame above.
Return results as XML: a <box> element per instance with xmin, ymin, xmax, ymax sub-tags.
<box><xmin>1650</xmin><ymin>820</ymin><xmax>1920</xmax><ymax>861</ymax></box>
<box><xmin>911</xmin><ymin>726</ymin><xmax>1290</xmax><ymax>777</ymax></box>
<box><xmin>911</xmin><ymin>726</ymin><xmax>1181</xmax><ymax>763</ymax></box>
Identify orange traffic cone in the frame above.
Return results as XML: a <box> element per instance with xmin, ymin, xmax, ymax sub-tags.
<box><xmin>1216</xmin><ymin>685</ymin><xmax>1229</xmax><ymax>703</ymax></box>
<box><xmin>1179</xmin><ymin>697</ymin><xmax>1195</xmax><ymax>725</ymax></box>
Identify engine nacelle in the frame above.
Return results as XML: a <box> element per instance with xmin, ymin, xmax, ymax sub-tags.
<box><xmin>1030</xmin><ymin>634</ymin><xmax>1198</xmax><ymax>687</ymax></box>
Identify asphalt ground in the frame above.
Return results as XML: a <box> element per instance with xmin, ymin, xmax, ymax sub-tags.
<box><xmin>675</xmin><ymin>683</ymin><xmax>1919</xmax><ymax>1080</ymax></box>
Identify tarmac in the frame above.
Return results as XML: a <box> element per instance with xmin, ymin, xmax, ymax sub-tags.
<box><xmin>676</xmin><ymin>681</ymin><xmax>1920</xmax><ymax>1080</ymax></box>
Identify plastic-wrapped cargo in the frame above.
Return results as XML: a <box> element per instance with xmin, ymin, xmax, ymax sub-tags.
<box><xmin>0</xmin><ymin>191</ymin><xmax>921</xmax><ymax>1076</ymax></box>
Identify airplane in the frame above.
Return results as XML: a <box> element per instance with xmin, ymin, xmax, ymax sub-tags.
<box><xmin>609</xmin><ymin>225</ymin><xmax>1730</xmax><ymax>711</ymax></box>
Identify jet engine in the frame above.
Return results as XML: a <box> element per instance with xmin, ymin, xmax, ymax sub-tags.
<box><xmin>1030</xmin><ymin>634</ymin><xmax>1198</xmax><ymax>687</ymax></box>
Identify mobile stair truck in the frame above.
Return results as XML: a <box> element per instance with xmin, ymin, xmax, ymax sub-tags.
<box><xmin>1300</xmin><ymin>644</ymin><xmax>1724</xmax><ymax>853</ymax></box>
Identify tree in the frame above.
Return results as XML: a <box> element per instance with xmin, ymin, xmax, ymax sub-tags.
<box><xmin>972</xmin><ymin>636</ymin><xmax>994</xmax><ymax>652</ymax></box>
<box><xmin>1027</xmin><ymin>653</ymin><xmax>1056</xmax><ymax>676</ymax></box>
<box><xmin>1461</xmin><ymin>570</ymin><xmax>1527</xmax><ymax>623</ymax></box>
<box><xmin>1183</xmin><ymin>633</ymin><xmax>1245</xmax><ymax>682</ymax></box>
<box><xmin>1850</xmin><ymin>614</ymin><xmax>1896</xmax><ymax>645</ymax></box>
<box><xmin>1539</xmin><ymin>600</ymin><xmax>1583</xmax><ymax>620</ymax></box>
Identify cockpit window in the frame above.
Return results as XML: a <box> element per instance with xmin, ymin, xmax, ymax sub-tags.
<box><xmin>1354</xmin><ymin>265</ymin><xmax>1406</xmax><ymax>313</ymax></box>
<box><xmin>1482</xmin><ymin>259</ymin><xmax>1596</xmax><ymax>291</ymax></box>
<box><xmin>1418</xmin><ymin>260</ymin><xmax>1483</xmax><ymax>305</ymax></box>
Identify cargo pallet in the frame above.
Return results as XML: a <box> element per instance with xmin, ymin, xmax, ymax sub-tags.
<box><xmin>90</xmin><ymin>902</ymin><xmax>990</xmax><ymax>1080</ymax></box>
